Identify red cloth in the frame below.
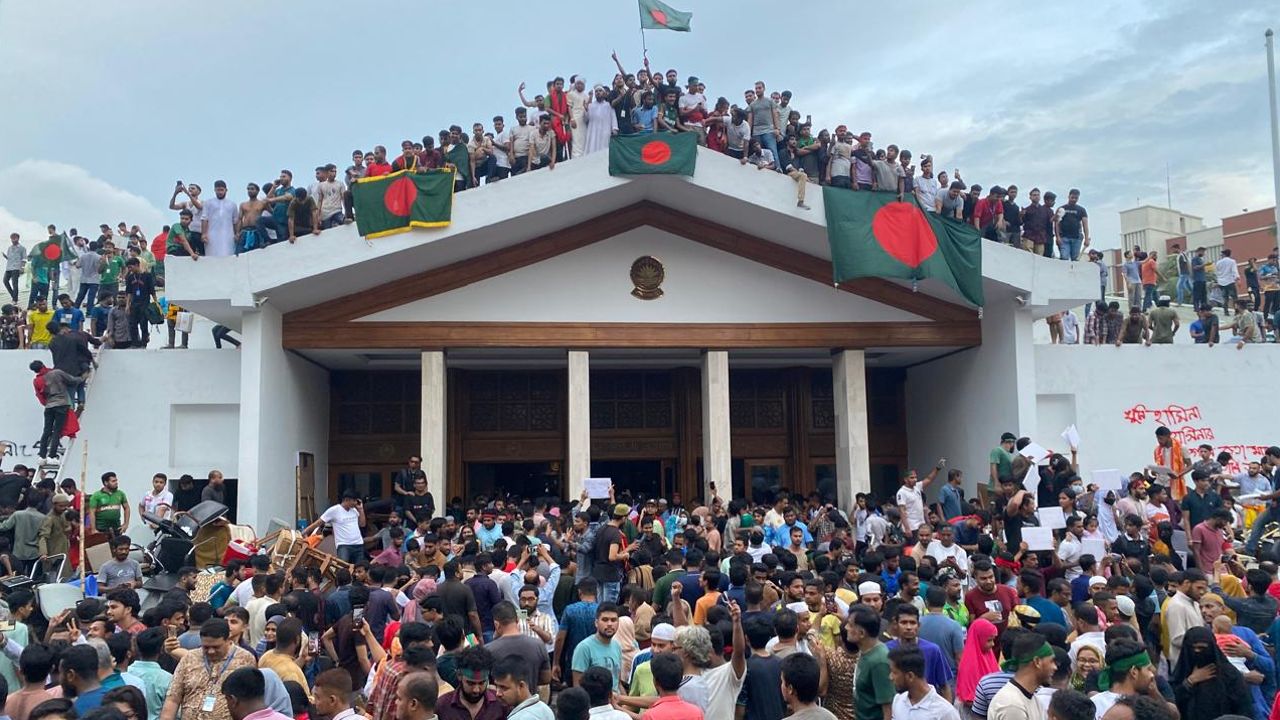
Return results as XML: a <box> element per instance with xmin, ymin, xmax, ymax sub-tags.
<box><xmin>365</xmin><ymin>161</ymin><xmax>393</xmax><ymax>178</ymax></box>
<box><xmin>974</xmin><ymin>197</ymin><xmax>1003</xmax><ymax>229</ymax></box>
<box><xmin>151</xmin><ymin>232</ymin><xmax>168</xmax><ymax>261</ymax></box>
<box><xmin>956</xmin><ymin>618</ymin><xmax>999</xmax><ymax>702</ymax></box>
<box><xmin>549</xmin><ymin>88</ymin><xmax>571</xmax><ymax>145</ymax></box>
<box><xmin>32</xmin><ymin>370</ymin><xmax>79</xmax><ymax>437</ymax></box>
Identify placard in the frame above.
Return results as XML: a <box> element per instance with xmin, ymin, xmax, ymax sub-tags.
<box><xmin>585</xmin><ymin>478</ymin><xmax>612</xmax><ymax>499</ymax></box>
<box><xmin>1092</xmin><ymin>469</ymin><xmax>1124</xmax><ymax>491</ymax></box>
<box><xmin>1020</xmin><ymin>442</ymin><xmax>1050</xmax><ymax>462</ymax></box>
<box><xmin>1022</xmin><ymin>462</ymin><xmax>1041</xmax><ymax>499</ymax></box>
<box><xmin>1023</xmin><ymin>526</ymin><xmax>1055</xmax><ymax>552</ymax></box>
<box><xmin>1081</xmin><ymin>538</ymin><xmax>1107</xmax><ymax>561</ymax></box>
<box><xmin>1037</xmin><ymin>507</ymin><xmax>1067</xmax><ymax>530</ymax></box>
<box><xmin>1171</xmin><ymin>528</ymin><xmax>1190</xmax><ymax>554</ymax></box>
<box><xmin>1061</xmin><ymin>424</ymin><xmax>1080</xmax><ymax>450</ymax></box>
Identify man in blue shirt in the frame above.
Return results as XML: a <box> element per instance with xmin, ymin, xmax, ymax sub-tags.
<box><xmin>885</xmin><ymin>604</ymin><xmax>954</xmax><ymax>700</ymax></box>
<box><xmin>630</xmin><ymin>92</ymin><xmax>658</xmax><ymax>134</ymax></box>
<box><xmin>937</xmin><ymin>470</ymin><xmax>966</xmax><ymax>520</ymax></box>
<box><xmin>61</xmin><ymin>644</ymin><xmax>107</xmax><ymax>716</ymax></box>
<box><xmin>553</xmin><ymin>578</ymin><xmax>600</xmax><ymax>682</ymax></box>
<box><xmin>1022</xmin><ymin>573</ymin><xmax>1067</xmax><ymax>627</ymax></box>
<box><xmin>55</xmin><ymin>294</ymin><xmax>84</xmax><ymax>331</ymax></box>
<box><xmin>765</xmin><ymin>507</ymin><xmax>812</xmax><ymax>547</ymax></box>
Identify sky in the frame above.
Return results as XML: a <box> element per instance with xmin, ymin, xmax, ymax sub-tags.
<box><xmin>0</xmin><ymin>0</ymin><xmax>1277</xmax><ymax>249</ymax></box>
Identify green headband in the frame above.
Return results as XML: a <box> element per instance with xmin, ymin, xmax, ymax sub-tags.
<box><xmin>1001</xmin><ymin>641</ymin><xmax>1054</xmax><ymax>671</ymax></box>
<box><xmin>1096</xmin><ymin>651</ymin><xmax>1151</xmax><ymax>691</ymax></box>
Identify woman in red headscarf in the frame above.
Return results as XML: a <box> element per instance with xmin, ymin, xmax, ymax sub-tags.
<box><xmin>957</xmin><ymin>618</ymin><xmax>1000</xmax><ymax>707</ymax></box>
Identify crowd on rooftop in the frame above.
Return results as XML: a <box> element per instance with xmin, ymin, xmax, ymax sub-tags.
<box><xmin>3</xmin><ymin>425</ymin><xmax>1280</xmax><ymax>720</ymax></box>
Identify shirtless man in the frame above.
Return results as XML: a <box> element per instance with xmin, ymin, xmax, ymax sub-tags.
<box><xmin>239</xmin><ymin>183</ymin><xmax>272</xmax><ymax>250</ymax></box>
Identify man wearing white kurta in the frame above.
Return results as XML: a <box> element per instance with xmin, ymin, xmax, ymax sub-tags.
<box><xmin>202</xmin><ymin>181</ymin><xmax>240</xmax><ymax>257</ymax></box>
<box><xmin>567</xmin><ymin>77</ymin><xmax>589</xmax><ymax>159</ymax></box>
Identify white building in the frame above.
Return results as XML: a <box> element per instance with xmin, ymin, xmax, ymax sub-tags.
<box><xmin>2</xmin><ymin>149</ymin><xmax>1275</xmax><ymax>532</ymax></box>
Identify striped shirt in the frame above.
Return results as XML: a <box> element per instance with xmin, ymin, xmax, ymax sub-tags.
<box><xmin>970</xmin><ymin>671</ymin><xmax>1015</xmax><ymax>719</ymax></box>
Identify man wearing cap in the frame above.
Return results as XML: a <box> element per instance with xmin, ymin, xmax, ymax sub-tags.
<box><xmin>626</xmin><ymin>622</ymin><xmax>675</xmax><ymax>695</ymax></box>
<box><xmin>987</xmin><ymin>633</ymin><xmax>1056</xmax><ymax>720</ymax></box>
<box><xmin>987</xmin><ymin>433</ymin><xmax>1016</xmax><ymax>506</ymax></box>
<box><xmin>1147</xmin><ymin>296</ymin><xmax>1179</xmax><ymax>344</ymax></box>
<box><xmin>592</xmin><ymin>504</ymin><xmax>629</xmax><ymax>604</ymax></box>
<box><xmin>1090</xmin><ymin>639</ymin><xmax>1168</xmax><ymax>720</ymax></box>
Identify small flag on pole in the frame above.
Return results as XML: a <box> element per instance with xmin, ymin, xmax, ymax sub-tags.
<box><xmin>638</xmin><ymin>0</ymin><xmax>692</xmax><ymax>32</ymax></box>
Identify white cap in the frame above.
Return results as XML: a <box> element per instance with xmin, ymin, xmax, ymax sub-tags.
<box><xmin>858</xmin><ymin>581</ymin><xmax>883</xmax><ymax>597</ymax></box>
<box><xmin>651</xmin><ymin>623</ymin><xmax>677</xmax><ymax>642</ymax></box>
<box><xmin>1089</xmin><ymin>576</ymin><xmax>1108</xmax><ymax>588</ymax></box>
<box><xmin>1115</xmin><ymin>595</ymin><xmax>1136</xmax><ymax>618</ymax></box>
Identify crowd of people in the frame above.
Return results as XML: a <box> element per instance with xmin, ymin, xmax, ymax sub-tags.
<box><xmin>1</xmin><ymin>425</ymin><xmax>1280</xmax><ymax>720</ymax></box>
<box><xmin>1044</xmin><ymin>245</ymin><xmax>1280</xmax><ymax>348</ymax></box>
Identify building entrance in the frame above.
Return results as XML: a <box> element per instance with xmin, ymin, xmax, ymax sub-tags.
<box><xmin>589</xmin><ymin>460</ymin><xmax>673</xmax><ymax>501</ymax></box>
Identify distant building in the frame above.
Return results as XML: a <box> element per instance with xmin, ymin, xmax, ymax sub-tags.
<box><xmin>1111</xmin><ymin>206</ymin><xmax>1205</xmax><ymax>294</ymax></box>
<box><xmin>1223</xmin><ymin>207</ymin><xmax>1278</xmax><ymax>262</ymax></box>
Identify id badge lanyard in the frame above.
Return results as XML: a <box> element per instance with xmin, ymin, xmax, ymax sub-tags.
<box><xmin>201</xmin><ymin>648</ymin><xmax>237</xmax><ymax>712</ymax></box>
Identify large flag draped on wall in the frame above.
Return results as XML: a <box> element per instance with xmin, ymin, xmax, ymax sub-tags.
<box><xmin>352</xmin><ymin>169</ymin><xmax>455</xmax><ymax>239</ymax></box>
<box><xmin>822</xmin><ymin>188</ymin><xmax>984</xmax><ymax>307</ymax></box>
<box><xmin>638</xmin><ymin>0</ymin><xmax>692</xmax><ymax>31</ymax></box>
<box><xmin>609</xmin><ymin>132</ymin><xmax>698</xmax><ymax>176</ymax></box>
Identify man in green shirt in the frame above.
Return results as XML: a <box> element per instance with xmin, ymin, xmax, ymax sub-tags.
<box><xmin>849</xmin><ymin>604</ymin><xmax>894</xmax><ymax>720</ymax></box>
<box><xmin>1147</xmin><ymin>296</ymin><xmax>1180</xmax><ymax>344</ymax></box>
<box><xmin>987</xmin><ymin>432</ymin><xmax>1016</xmax><ymax>505</ymax></box>
<box><xmin>166</xmin><ymin>210</ymin><xmax>200</xmax><ymax>258</ymax></box>
<box><xmin>89</xmin><ymin>471</ymin><xmax>130</xmax><ymax>536</ymax></box>
<box><xmin>98</xmin><ymin>243</ymin><xmax>125</xmax><ymax>299</ymax></box>
<box><xmin>939</xmin><ymin>570</ymin><xmax>970</xmax><ymax>627</ymax></box>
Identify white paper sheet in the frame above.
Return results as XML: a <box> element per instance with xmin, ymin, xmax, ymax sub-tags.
<box><xmin>585</xmin><ymin>478</ymin><xmax>612</xmax><ymax>499</ymax></box>
<box><xmin>1092</xmin><ymin>468</ymin><xmax>1124</xmax><ymax>491</ymax></box>
<box><xmin>1061</xmin><ymin>424</ymin><xmax>1080</xmax><ymax>450</ymax></box>
<box><xmin>1171</xmin><ymin>528</ymin><xmax>1190</xmax><ymax>554</ymax></box>
<box><xmin>1024</xmin><ymin>526</ymin><xmax>1055</xmax><ymax>551</ymax></box>
<box><xmin>1081</xmin><ymin>538</ymin><xmax>1107</xmax><ymax>561</ymax></box>
<box><xmin>1020</xmin><ymin>442</ymin><xmax>1050</xmax><ymax>462</ymax></box>
<box><xmin>1023</xmin><ymin>462</ymin><xmax>1041</xmax><ymax>499</ymax></box>
<box><xmin>1037</xmin><ymin>507</ymin><xmax>1067</xmax><ymax>529</ymax></box>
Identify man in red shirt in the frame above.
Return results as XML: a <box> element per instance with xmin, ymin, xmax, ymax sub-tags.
<box><xmin>973</xmin><ymin>186</ymin><xmax>1007</xmax><ymax>239</ymax></box>
<box><xmin>1191</xmin><ymin>508</ymin><xmax>1233</xmax><ymax>572</ymax></box>
<box><xmin>964</xmin><ymin>560</ymin><xmax>1018</xmax><ymax>639</ymax></box>
<box><xmin>365</xmin><ymin>146</ymin><xmax>393</xmax><ymax>178</ymax></box>
<box><xmin>641</xmin><ymin>652</ymin><xmax>703</xmax><ymax>720</ymax></box>
<box><xmin>1140</xmin><ymin>251</ymin><xmax>1160</xmax><ymax>310</ymax></box>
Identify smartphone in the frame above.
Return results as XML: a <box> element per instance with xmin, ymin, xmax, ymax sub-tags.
<box><xmin>352</xmin><ymin>605</ymin><xmax>365</xmax><ymax>626</ymax></box>
<box><xmin>518</xmin><ymin>609</ymin><xmax>528</xmax><ymax>623</ymax></box>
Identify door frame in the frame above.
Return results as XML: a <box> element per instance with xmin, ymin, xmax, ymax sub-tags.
<box><xmin>329</xmin><ymin>464</ymin><xmax>401</xmax><ymax>503</ymax></box>
<box><xmin>742</xmin><ymin>458</ymin><xmax>789</xmax><ymax>504</ymax></box>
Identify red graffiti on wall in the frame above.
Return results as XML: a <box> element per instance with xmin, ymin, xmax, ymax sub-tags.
<box><xmin>1121</xmin><ymin>403</ymin><xmax>1203</xmax><ymax>425</ymax></box>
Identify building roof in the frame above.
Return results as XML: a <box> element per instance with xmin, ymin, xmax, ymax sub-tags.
<box><xmin>169</xmin><ymin>147</ymin><xmax>1098</xmax><ymax>329</ymax></box>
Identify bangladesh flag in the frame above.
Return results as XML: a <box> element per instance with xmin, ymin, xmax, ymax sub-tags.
<box><xmin>638</xmin><ymin>0</ymin><xmax>692</xmax><ymax>31</ymax></box>
<box><xmin>351</xmin><ymin>169</ymin><xmax>455</xmax><ymax>239</ymax></box>
<box><xmin>823</xmin><ymin>188</ymin><xmax>984</xmax><ymax>306</ymax></box>
<box><xmin>33</xmin><ymin>232</ymin><xmax>72</xmax><ymax>265</ymax></box>
<box><xmin>609</xmin><ymin>132</ymin><xmax>697</xmax><ymax>176</ymax></box>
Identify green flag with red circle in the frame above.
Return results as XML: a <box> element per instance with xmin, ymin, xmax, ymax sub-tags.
<box><xmin>638</xmin><ymin>0</ymin><xmax>692</xmax><ymax>31</ymax></box>
<box><xmin>823</xmin><ymin>187</ymin><xmax>984</xmax><ymax>307</ymax></box>
<box><xmin>351</xmin><ymin>169</ymin><xmax>455</xmax><ymax>239</ymax></box>
<box><xmin>609</xmin><ymin>132</ymin><xmax>697</xmax><ymax>177</ymax></box>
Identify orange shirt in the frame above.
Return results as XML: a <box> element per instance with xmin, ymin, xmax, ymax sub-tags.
<box><xmin>1141</xmin><ymin>258</ymin><xmax>1158</xmax><ymax>285</ymax></box>
<box><xmin>693</xmin><ymin>590</ymin><xmax>721</xmax><ymax>625</ymax></box>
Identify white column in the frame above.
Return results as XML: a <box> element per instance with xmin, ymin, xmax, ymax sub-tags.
<box><xmin>567</xmin><ymin>351</ymin><xmax>590</xmax><ymax>500</ymax></box>
<box><xmin>833</xmin><ymin>349</ymin><xmax>871</xmax><ymax>512</ymax></box>
<box><xmin>421</xmin><ymin>351</ymin><xmax>447</xmax><ymax>511</ymax></box>
<box><xmin>701</xmin><ymin>350</ymin><xmax>731</xmax><ymax>503</ymax></box>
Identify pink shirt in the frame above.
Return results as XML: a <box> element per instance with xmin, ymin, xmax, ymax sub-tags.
<box><xmin>1192</xmin><ymin>521</ymin><xmax>1230</xmax><ymax>571</ymax></box>
<box><xmin>242</xmin><ymin>709</ymin><xmax>293</xmax><ymax>720</ymax></box>
<box><xmin>641</xmin><ymin>696</ymin><xmax>705</xmax><ymax>720</ymax></box>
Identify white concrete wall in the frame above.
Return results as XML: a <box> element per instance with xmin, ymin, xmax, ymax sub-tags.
<box><xmin>0</xmin><ymin>349</ymin><xmax>240</xmax><ymax>535</ymax></box>
<box><xmin>236</xmin><ymin>305</ymin><xmax>330</xmax><ymax>533</ymax></box>
<box><xmin>1035</xmin><ymin>345</ymin><xmax>1279</xmax><ymax>477</ymax></box>
<box><xmin>905</xmin><ymin>294</ymin><xmax>1039</xmax><ymax>502</ymax></box>
<box><xmin>359</xmin><ymin>227</ymin><xmax>926</xmax><ymax>324</ymax></box>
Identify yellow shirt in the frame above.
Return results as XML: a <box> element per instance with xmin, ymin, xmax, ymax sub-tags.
<box><xmin>27</xmin><ymin>309</ymin><xmax>54</xmax><ymax>345</ymax></box>
<box><xmin>259</xmin><ymin>649</ymin><xmax>309</xmax><ymax>697</ymax></box>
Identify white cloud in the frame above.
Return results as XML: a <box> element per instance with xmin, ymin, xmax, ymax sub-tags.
<box><xmin>0</xmin><ymin>207</ymin><xmax>47</xmax><ymax>246</ymax></box>
<box><xmin>0</xmin><ymin>160</ymin><xmax>166</xmax><ymax>239</ymax></box>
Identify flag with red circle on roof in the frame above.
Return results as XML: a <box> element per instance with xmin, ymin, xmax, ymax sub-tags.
<box><xmin>609</xmin><ymin>132</ymin><xmax>697</xmax><ymax>177</ymax></box>
<box><xmin>351</xmin><ymin>169</ymin><xmax>455</xmax><ymax>239</ymax></box>
<box><xmin>823</xmin><ymin>188</ymin><xmax>984</xmax><ymax>307</ymax></box>
<box><xmin>638</xmin><ymin>0</ymin><xmax>692</xmax><ymax>32</ymax></box>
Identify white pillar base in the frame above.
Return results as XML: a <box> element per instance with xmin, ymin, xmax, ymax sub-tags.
<box><xmin>701</xmin><ymin>350</ymin><xmax>731</xmax><ymax>504</ymax></box>
<box><xmin>567</xmin><ymin>351</ymin><xmax>590</xmax><ymax>501</ymax></box>
<box><xmin>421</xmin><ymin>351</ymin><xmax>447</xmax><ymax>512</ymax></box>
<box><xmin>834</xmin><ymin>349</ymin><xmax>871</xmax><ymax>512</ymax></box>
